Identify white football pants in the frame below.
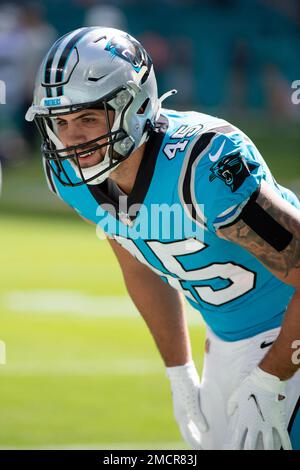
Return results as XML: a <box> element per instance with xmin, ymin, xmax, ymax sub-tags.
<box><xmin>199</xmin><ymin>326</ymin><xmax>300</xmax><ymax>450</ymax></box>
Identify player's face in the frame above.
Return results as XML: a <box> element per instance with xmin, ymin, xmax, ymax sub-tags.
<box><xmin>55</xmin><ymin>109</ymin><xmax>114</xmax><ymax>168</ymax></box>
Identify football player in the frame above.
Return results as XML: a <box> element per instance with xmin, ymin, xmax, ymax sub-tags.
<box><xmin>26</xmin><ymin>27</ymin><xmax>300</xmax><ymax>450</ymax></box>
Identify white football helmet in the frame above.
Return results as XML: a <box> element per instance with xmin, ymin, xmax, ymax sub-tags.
<box><xmin>26</xmin><ymin>26</ymin><xmax>174</xmax><ymax>186</ymax></box>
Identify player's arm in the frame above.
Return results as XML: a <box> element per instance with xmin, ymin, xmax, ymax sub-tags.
<box><xmin>217</xmin><ymin>179</ymin><xmax>300</xmax><ymax>380</ymax></box>
<box><xmin>108</xmin><ymin>237</ymin><xmax>208</xmax><ymax>448</ymax></box>
<box><xmin>108</xmin><ymin>237</ymin><xmax>192</xmax><ymax>367</ymax></box>
<box><xmin>79</xmin><ymin>215</ymin><xmax>95</xmax><ymax>225</ymax></box>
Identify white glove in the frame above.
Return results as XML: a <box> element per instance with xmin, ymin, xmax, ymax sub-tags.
<box><xmin>166</xmin><ymin>360</ymin><xmax>208</xmax><ymax>449</ymax></box>
<box><xmin>225</xmin><ymin>366</ymin><xmax>292</xmax><ymax>450</ymax></box>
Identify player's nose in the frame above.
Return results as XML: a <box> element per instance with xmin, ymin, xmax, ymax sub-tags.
<box><xmin>64</xmin><ymin>123</ymin><xmax>87</xmax><ymax>147</ymax></box>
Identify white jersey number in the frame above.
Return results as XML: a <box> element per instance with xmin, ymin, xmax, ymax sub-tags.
<box><xmin>113</xmin><ymin>236</ymin><xmax>256</xmax><ymax>306</ymax></box>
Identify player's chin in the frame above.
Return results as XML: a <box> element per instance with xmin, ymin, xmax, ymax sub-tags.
<box><xmin>77</xmin><ymin>150</ymin><xmax>104</xmax><ymax>168</ymax></box>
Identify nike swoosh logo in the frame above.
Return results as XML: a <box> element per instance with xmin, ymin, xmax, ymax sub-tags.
<box><xmin>248</xmin><ymin>394</ymin><xmax>265</xmax><ymax>421</ymax></box>
<box><xmin>260</xmin><ymin>340</ymin><xmax>275</xmax><ymax>349</ymax></box>
<box><xmin>209</xmin><ymin>140</ymin><xmax>226</xmax><ymax>162</ymax></box>
<box><xmin>88</xmin><ymin>74</ymin><xmax>107</xmax><ymax>82</ymax></box>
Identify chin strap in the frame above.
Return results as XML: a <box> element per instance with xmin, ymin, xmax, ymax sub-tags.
<box><xmin>69</xmin><ymin>157</ymin><xmax>113</xmax><ymax>185</ymax></box>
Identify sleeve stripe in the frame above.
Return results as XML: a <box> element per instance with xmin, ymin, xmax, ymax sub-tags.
<box><xmin>178</xmin><ymin>124</ymin><xmax>239</xmax><ymax>231</ymax></box>
<box><xmin>179</xmin><ymin>132</ymin><xmax>217</xmax><ymax>231</ymax></box>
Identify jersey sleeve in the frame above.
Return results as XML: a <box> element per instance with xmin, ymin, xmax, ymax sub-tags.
<box><xmin>193</xmin><ymin>131</ymin><xmax>265</xmax><ymax>232</ymax></box>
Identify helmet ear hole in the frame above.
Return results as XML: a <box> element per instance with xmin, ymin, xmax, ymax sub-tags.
<box><xmin>137</xmin><ymin>98</ymin><xmax>150</xmax><ymax>115</ymax></box>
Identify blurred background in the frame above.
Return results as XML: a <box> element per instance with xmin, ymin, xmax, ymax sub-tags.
<box><xmin>0</xmin><ymin>0</ymin><xmax>299</xmax><ymax>449</ymax></box>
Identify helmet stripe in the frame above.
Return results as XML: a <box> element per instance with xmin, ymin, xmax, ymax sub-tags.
<box><xmin>43</xmin><ymin>28</ymin><xmax>92</xmax><ymax>98</ymax></box>
<box><xmin>43</xmin><ymin>32</ymin><xmax>70</xmax><ymax>97</ymax></box>
<box><xmin>54</xmin><ymin>28</ymin><xmax>93</xmax><ymax>96</ymax></box>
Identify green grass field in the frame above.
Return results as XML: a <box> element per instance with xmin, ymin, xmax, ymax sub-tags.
<box><xmin>0</xmin><ymin>120</ymin><xmax>299</xmax><ymax>449</ymax></box>
<box><xmin>0</xmin><ymin>213</ymin><xmax>205</xmax><ymax>449</ymax></box>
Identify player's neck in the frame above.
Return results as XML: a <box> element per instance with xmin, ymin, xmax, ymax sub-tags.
<box><xmin>109</xmin><ymin>142</ymin><xmax>147</xmax><ymax>195</ymax></box>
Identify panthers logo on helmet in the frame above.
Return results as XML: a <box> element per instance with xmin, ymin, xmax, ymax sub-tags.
<box><xmin>209</xmin><ymin>153</ymin><xmax>259</xmax><ymax>192</ymax></box>
<box><xmin>105</xmin><ymin>35</ymin><xmax>150</xmax><ymax>72</ymax></box>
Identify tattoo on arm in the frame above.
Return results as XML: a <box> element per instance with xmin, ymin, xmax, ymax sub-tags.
<box><xmin>218</xmin><ymin>183</ymin><xmax>300</xmax><ymax>280</ymax></box>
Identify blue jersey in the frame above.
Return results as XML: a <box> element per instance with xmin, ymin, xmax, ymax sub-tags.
<box><xmin>45</xmin><ymin>109</ymin><xmax>300</xmax><ymax>341</ymax></box>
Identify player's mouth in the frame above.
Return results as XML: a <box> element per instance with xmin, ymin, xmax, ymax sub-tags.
<box><xmin>79</xmin><ymin>149</ymin><xmax>97</xmax><ymax>159</ymax></box>
<box><xmin>75</xmin><ymin>148</ymin><xmax>104</xmax><ymax>168</ymax></box>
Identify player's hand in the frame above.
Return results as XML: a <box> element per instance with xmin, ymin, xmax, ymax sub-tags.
<box><xmin>166</xmin><ymin>361</ymin><xmax>208</xmax><ymax>450</ymax></box>
<box><xmin>225</xmin><ymin>366</ymin><xmax>291</xmax><ymax>450</ymax></box>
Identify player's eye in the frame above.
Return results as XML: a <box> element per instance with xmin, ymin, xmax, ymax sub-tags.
<box><xmin>56</xmin><ymin>120</ymin><xmax>67</xmax><ymax>128</ymax></box>
<box><xmin>81</xmin><ymin>116</ymin><xmax>97</xmax><ymax>125</ymax></box>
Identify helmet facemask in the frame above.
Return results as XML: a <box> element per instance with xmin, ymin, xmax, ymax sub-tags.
<box><xmin>32</xmin><ymin>86</ymin><xmax>140</xmax><ymax>187</ymax></box>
